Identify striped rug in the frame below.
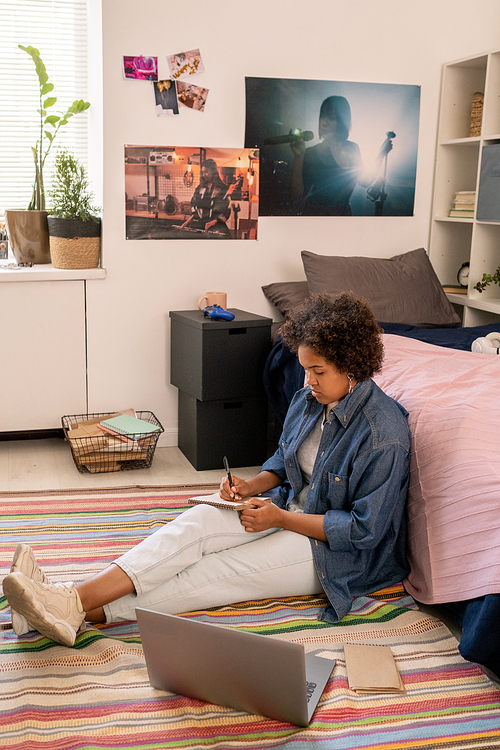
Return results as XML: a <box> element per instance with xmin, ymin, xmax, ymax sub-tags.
<box><xmin>1</xmin><ymin>485</ymin><xmax>499</xmax><ymax>749</ymax></box>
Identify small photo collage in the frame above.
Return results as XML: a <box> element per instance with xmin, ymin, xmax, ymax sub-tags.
<box><xmin>123</xmin><ymin>48</ymin><xmax>207</xmax><ymax>116</ymax></box>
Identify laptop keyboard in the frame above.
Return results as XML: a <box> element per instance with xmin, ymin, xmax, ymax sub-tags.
<box><xmin>305</xmin><ymin>681</ymin><xmax>317</xmax><ymax>703</ymax></box>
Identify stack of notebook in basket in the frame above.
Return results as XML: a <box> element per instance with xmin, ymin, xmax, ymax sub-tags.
<box><xmin>64</xmin><ymin>409</ymin><xmax>163</xmax><ymax>473</ymax></box>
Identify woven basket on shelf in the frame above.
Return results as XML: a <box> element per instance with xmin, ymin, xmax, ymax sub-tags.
<box><xmin>48</xmin><ymin>217</ymin><xmax>101</xmax><ymax>269</ymax></box>
<box><xmin>470</xmin><ymin>91</ymin><xmax>484</xmax><ymax>137</ymax></box>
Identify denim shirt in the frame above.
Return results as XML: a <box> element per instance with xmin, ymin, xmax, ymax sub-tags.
<box><xmin>261</xmin><ymin>379</ymin><xmax>411</xmax><ymax>623</ymax></box>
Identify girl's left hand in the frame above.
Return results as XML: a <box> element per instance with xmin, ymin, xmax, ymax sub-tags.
<box><xmin>239</xmin><ymin>498</ymin><xmax>283</xmax><ymax>533</ymax></box>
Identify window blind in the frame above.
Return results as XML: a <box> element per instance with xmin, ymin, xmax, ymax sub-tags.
<box><xmin>0</xmin><ymin>0</ymin><xmax>89</xmax><ymax>214</ymax></box>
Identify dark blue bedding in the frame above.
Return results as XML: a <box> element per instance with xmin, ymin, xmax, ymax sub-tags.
<box><xmin>378</xmin><ymin>321</ymin><xmax>500</xmax><ymax>350</ymax></box>
<box><xmin>263</xmin><ymin>320</ymin><xmax>500</xmax><ymax>679</ymax></box>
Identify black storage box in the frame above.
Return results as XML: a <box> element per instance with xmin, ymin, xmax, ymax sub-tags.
<box><xmin>170</xmin><ymin>309</ymin><xmax>272</xmax><ymax>401</ymax></box>
<box><xmin>178</xmin><ymin>392</ymin><xmax>269</xmax><ymax>471</ymax></box>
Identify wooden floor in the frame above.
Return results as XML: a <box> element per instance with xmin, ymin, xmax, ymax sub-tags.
<box><xmin>0</xmin><ymin>437</ymin><xmax>260</xmax><ymax>492</ymax></box>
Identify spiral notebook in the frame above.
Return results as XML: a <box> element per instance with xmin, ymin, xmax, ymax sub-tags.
<box><xmin>189</xmin><ymin>492</ymin><xmax>271</xmax><ymax>511</ymax></box>
<box><xmin>98</xmin><ymin>413</ymin><xmax>161</xmax><ymax>439</ymax></box>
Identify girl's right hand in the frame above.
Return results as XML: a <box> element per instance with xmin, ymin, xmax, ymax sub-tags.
<box><xmin>219</xmin><ymin>475</ymin><xmax>250</xmax><ymax>501</ymax></box>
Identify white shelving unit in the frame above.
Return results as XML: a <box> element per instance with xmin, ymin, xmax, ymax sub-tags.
<box><xmin>429</xmin><ymin>48</ymin><xmax>500</xmax><ymax>326</ymax></box>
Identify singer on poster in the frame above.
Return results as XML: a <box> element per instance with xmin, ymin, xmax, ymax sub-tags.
<box><xmin>245</xmin><ymin>76</ymin><xmax>420</xmax><ymax>217</ymax></box>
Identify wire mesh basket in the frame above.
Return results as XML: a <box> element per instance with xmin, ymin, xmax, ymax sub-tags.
<box><xmin>62</xmin><ymin>411</ymin><xmax>164</xmax><ymax>473</ymax></box>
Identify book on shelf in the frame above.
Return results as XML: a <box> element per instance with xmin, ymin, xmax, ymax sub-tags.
<box><xmin>98</xmin><ymin>413</ymin><xmax>161</xmax><ymax>440</ymax></box>
<box><xmin>454</xmin><ymin>190</ymin><xmax>476</xmax><ymax>197</ymax></box>
<box><xmin>189</xmin><ymin>492</ymin><xmax>272</xmax><ymax>511</ymax></box>
<box><xmin>442</xmin><ymin>285</ymin><xmax>467</xmax><ymax>294</ymax></box>
<box><xmin>449</xmin><ymin>190</ymin><xmax>476</xmax><ymax>217</ymax></box>
<box><xmin>452</xmin><ymin>200</ymin><xmax>475</xmax><ymax>209</ymax></box>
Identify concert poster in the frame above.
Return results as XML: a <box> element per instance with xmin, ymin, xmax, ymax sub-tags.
<box><xmin>244</xmin><ymin>76</ymin><xmax>420</xmax><ymax>217</ymax></box>
<box><xmin>125</xmin><ymin>146</ymin><xmax>259</xmax><ymax>240</ymax></box>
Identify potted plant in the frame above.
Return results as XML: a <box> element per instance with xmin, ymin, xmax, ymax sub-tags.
<box><xmin>48</xmin><ymin>149</ymin><xmax>101</xmax><ymax>269</ymax></box>
<box><xmin>474</xmin><ymin>268</ymin><xmax>500</xmax><ymax>294</ymax></box>
<box><xmin>5</xmin><ymin>45</ymin><xmax>90</xmax><ymax>264</ymax></box>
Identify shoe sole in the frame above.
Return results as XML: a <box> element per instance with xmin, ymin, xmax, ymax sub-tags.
<box><xmin>3</xmin><ymin>574</ymin><xmax>76</xmax><ymax>647</ymax></box>
<box><xmin>11</xmin><ymin>611</ymin><xmax>30</xmax><ymax>636</ymax></box>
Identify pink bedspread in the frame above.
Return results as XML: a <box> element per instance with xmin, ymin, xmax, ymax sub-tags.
<box><xmin>374</xmin><ymin>334</ymin><xmax>500</xmax><ymax>605</ymax></box>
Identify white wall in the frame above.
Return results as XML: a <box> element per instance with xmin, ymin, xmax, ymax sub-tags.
<box><xmin>87</xmin><ymin>0</ymin><xmax>500</xmax><ymax>447</ymax></box>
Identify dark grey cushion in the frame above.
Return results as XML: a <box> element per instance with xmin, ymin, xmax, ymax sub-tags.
<box><xmin>301</xmin><ymin>248</ymin><xmax>461</xmax><ymax>328</ymax></box>
<box><xmin>262</xmin><ymin>280</ymin><xmax>310</xmax><ymax>319</ymax></box>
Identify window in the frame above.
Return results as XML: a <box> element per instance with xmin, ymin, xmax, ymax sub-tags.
<box><xmin>0</xmin><ymin>0</ymin><xmax>89</xmax><ymax>214</ymax></box>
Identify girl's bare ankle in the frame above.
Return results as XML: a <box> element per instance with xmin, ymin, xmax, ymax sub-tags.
<box><xmin>85</xmin><ymin>607</ymin><xmax>105</xmax><ymax>623</ymax></box>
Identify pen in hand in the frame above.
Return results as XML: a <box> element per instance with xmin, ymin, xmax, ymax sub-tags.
<box><xmin>223</xmin><ymin>456</ymin><xmax>234</xmax><ymax>496</ymax></box>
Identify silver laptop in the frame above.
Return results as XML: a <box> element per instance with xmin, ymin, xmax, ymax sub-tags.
<box><xmin>136</xmin><ymin>607</ymin><xmax>336</xmax><ymax>726</ymax></box>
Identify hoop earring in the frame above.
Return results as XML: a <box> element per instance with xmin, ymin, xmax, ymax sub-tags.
<box><xmin>347</xmin><ymin>373</ymin><xmax>354</xmax><ymax>395</ymax></box>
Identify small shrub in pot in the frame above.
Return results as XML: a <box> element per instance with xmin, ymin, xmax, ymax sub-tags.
<box><xmin>48</xmin><ymin>150</ymin><xmax>102</xmax><ymax>269</ymax></box>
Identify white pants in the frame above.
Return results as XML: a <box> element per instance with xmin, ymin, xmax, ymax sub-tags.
<box><xmin>104</xmin><ymin>504</ymin><xmax>322</xmax><ymax>622</ymax></box>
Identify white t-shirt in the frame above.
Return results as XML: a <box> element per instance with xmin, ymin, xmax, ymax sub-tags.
<box><xmin>288</xmin><ymin>401</ymin><xmax>338</xmax><ymax>513</ymax></box>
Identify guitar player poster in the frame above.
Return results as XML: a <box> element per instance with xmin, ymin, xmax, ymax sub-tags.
<box><xmin>245</xmin><ymin>76</ymin><xmax>420</xmax><ymax>217</ymax></box>
<box><xmin>125</xmin><ymin>146</ymin><xmax>259</xmax><ymax>240</ymax></box>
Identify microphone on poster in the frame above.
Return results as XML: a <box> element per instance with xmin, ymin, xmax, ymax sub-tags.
<box><xmin>366</xmin><ymin>131</ymin><xmax>397</xmax><ymax>215</ymax></box>
<box><xmin>264</xmin><ymin>130</ymin><xmax>314</xmax><ymax>145</ymax></box>
<box><xmin>382</xmin><ymin>131</ymin><xmax>396</xmax><ymax>156</ymax></box>
<box><xmin>380</xmin><ymin>131</ymin><xmax>396</xmax><ymax>153</ymax></box>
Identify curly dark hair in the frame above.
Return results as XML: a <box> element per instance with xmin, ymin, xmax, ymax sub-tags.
<box><xmin>279</xmin><ymin>292</ymin><xmax>384</xmax><ymax>381</ymax></box>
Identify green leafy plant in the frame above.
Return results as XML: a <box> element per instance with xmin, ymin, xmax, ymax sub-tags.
<box><xmin>19</xmin><ymin>44</ymin><xmax>91</xmax><ymax>211</ymax></box>
<box><xmin>49</xmin><ymin>150</ymin><xmax>101</xmax><ymax>222</ymax></box>
<box><xmin>474</xmin><ymin>267</ymin><xmax>500</xmax><ymax>293</ymax></box>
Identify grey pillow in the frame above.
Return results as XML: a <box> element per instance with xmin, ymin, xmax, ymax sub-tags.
<box><xmin>301</xmin><ymin>248</ymin><xmax>461</xmax><ymax>328</ymax></box>
<box><xmin>262</xmin><ymin>280</ymin><xmax>310</xmax><ymax>318</ymax></box>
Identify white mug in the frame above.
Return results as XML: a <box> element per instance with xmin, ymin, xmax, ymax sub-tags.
<box><xmin>198</xmin><ymin>291</ymin><xmax>227</xmax><ymax>310</ymax></box>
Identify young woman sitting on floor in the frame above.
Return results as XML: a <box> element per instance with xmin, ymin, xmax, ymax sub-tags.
<box><xmin>3</xmin><ymin>292</ymin><xmax>411</xmax><ymax>647</ymax></box>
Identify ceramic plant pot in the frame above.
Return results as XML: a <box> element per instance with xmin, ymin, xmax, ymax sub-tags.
<box><xmin>5</xmin><ymin>209</ymin><xmax>50</xmax><ymax>264</ymax></box>
<box><xmin>48</xmin><ymin>217</ymin><xmax>101</xmax><ymax>269</ymax></box>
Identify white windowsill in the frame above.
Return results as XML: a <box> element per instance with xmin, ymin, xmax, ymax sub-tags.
<box><xmin>0</xmin><ymin>263</ymin><xmax>107</xmax><ymax>282</ymax></box>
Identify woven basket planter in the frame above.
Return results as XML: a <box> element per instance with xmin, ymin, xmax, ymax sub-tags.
<box><xmin>48</xmin><ymin>217</ymin><xmax>101</xmax><ymax>269</ymax></box>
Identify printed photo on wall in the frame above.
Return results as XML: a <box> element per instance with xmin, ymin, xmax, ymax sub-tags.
<box><xmin>154</xmin><ymin>80</ymin><xmax>179</xmax><ymax>116</ymax></box>
<box><xmin>177</xmin><ymin>81</ymin><xmax>208</xmax><ymax>111</ymax></box>
<box><xmin>245</xmin><ymin>76</ymin><xmax>420</xmax><ymax>217</ymax></box>
<box><xmin>123</xmin><ymin>56</ymin><xmax>158</xmax><ymax>81</ymax></box>
<box><xmin>125</xmin><ymin>146</ymin><xmax>259</xmax><ymax>240</ymax></box>
<box><xmin>167</xmin><ymin>49</ymin><xmax>205</xmax><ymax>79</ymax></box>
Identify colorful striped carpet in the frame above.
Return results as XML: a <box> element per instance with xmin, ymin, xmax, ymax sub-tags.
<box><xmin>1</xmin><ymin>484</ymin><xmax>499</xmax><ymax>749</ymax></box>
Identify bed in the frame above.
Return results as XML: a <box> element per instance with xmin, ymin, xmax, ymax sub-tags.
<box><xmin>262</xmin><ymin>248</ymin><xmax>500</xmax><ymax>679</ymax></box>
